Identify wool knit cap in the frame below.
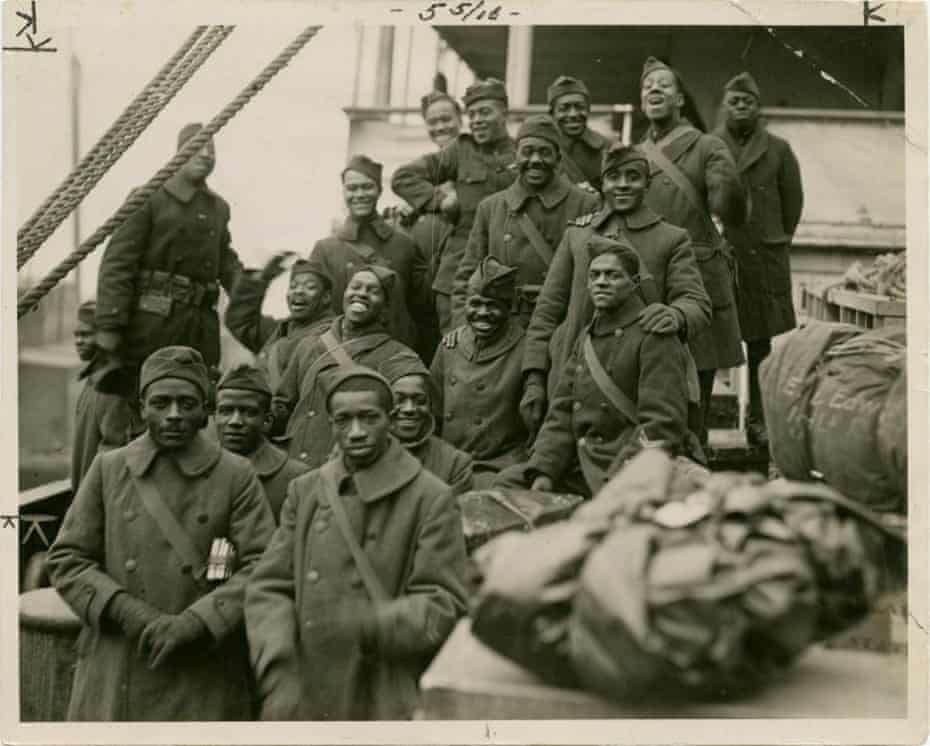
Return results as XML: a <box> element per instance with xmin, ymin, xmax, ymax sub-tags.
<box><xmin>724</xmin><ymin>71</ymin><xmax>761</xmax><ymax>100</ymax></box>
<box><xmin>217</xmin><ymin>364</ymin><xmax>272</xmax><ymax>398</ymax></box>
<box><xmin>342</xmin><ymin>154</ymin><xmax>383</xmax><ymax>186</ymax></box>
<box><xmin>420</xmin><ymin>90</ymin><xmax>461</xmax><ymax>116</ymax></box>
<box><xmin>378</xmin><ymin>351</ymin><xmax>430</xmax><ymax>384</ymax></box>
<box><xmin>291</xmin><ymin>258</ymin><xmax>332</xmax><ymax>289</ymax></box>
<box><xmin>140</xmin><ymin>345</ymin><xmax>210</xmax><ymax>398</ymax></box>
<box><xmin>77</xmin><ymin>299</ymin><xmax>97</xmax><ymax>326</ymax></box>
<box><xmin>601</xmin><ymin>143</ymin><xmax>650</xmax><ymax>176</ymax></box>
<box><xmin>323</xmin><ymin>365</ymin><xmax>394</xmax><ymax>414</ymax></box>
<box><xmin>516</xmin><ymin>114</ymin><xmax>562</xmax><ymax>148</ymax></box>
<box><xmin>547</xmin><ymin>75</ymin><xmax>590</xmax><ymax>106</ymax></box>
<box><xmin>463</xmin><ymin>78</ymin><xmax>508</xmax><ymax>108</ymax></box>
<box><xmin>351</xmin><ymin>264</ymin><xmax>397</xmax><ymax>300</ymax></box>
<box><xmin>177</xmin><ymin>122</ymin><xmax>205</xmax><ymax>150</ymax></box>
<box><xmin>467</xmin><ymin>256</ymin><xmax>518</xmax><ymax>301</ymax></box>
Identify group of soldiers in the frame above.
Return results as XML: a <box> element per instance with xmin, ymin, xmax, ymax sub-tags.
<box><xmin>47</xmin><ymin>55</ymin><xmax>804</xmax><ymax>721</ymax></box>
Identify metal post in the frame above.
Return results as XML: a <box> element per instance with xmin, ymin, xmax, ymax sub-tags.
<box><xmin>504</xmin><ymin>26</ymin><xmax>533</xmax><ymax>107</ymax></box>
<box><xmin>374</xmin><ymin>26</ymin><xmax>395</xmax><ymax>107</ymax></box>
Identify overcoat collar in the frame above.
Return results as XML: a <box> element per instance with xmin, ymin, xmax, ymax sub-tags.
<box><xmin>124</xmin><ymin>430</ymin><xmax>222</xmax><ymax>478</ymax></box>
<box><xmin>505</xmin><ymin>173</ymin><xmax>571</xmax><ymax>211</ymax></box>
<box><xmin>163</xmin><ymin>175</ymin><xmax>217</xmax><ymax>205</ymax></box>
<box><xmin>589</xmin><ymin>296</ymin><xmax>646</xmax><ymax>337</ymax></box>
<box><xmin>397</xmin><ymin>412</ymin><xmax>437</xmax><ymax>453</ymax></box>
<box><xmin>714</xmin><ymin>121</ymin><xmax>769</xmax><ymax>172</ymax></box>
<box><xmin>327</xmin><ymin>437</ymin><xmax>422</xmax><ymax>503</ymax></box>
<box><xmin>560</xmin><ymin>126</ymin><xmax>608</xmax><ymax>151</ymax></box>
<box><xmin>642</xmin><ymin>121</ymin><xmax>701</xmax><ymax>165</ymax></box>
<box><xmin>338</xmin><ymin>214</ymin><xmax>394</xmax><ymax>242</ymax></box>
<box><xmin>248</xmin><ymin>438</ymin><xmax>289</xmax><ymax>478</ymax></box>
<box><xmin>458</xmin><ymin>318</ymin><xmax>524</xmax><ymax>363</ymax></box>
<box><xmin>591</xmin><ymin>203</ymin><xmax>662</xmax><ymax>231</ymax></box>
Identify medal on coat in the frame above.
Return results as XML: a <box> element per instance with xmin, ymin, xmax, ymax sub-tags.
<box><xmin>206</xmin><ymin>537</ymin><xmax>236</xmax><ymax>582</ymax></box>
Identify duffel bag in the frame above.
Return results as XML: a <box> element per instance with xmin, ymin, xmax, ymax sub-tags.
<box><xmin>568</xmin><ymin>451</ymin><xmax>905</xmax><ymax>704</ymax></box>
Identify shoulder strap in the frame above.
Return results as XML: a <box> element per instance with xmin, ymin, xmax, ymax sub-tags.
<box><xmin>131</xmin><ymin>474</ymin><xmax>206</xmax><ymax>580</ymax></box>
<box><xmin>582</xmin><ymin>333</ymin><xmax>638</xmax><ymax>424</ymax></box>
<box><xmin>319</xmin><ymin>468</ymin><xmax>390</xmax><ymax>603</ymax></box>
<box><xmin>516</xmin><ymin>211</ymin><xmax>555</xmax><ymax>267</ymax></box>
<box><xmin>320</xmin><ymin>329</ymin><xmax>355</xmax><ymax>368</ymax></box>
<box><xmin>640</xmin><ymin>139</ymin><xmax>721</xmax><ymax>242</ymax></box>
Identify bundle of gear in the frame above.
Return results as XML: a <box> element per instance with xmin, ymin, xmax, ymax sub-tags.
<box><xmin>471</xmin><ymin>449</ymin><xmax>905</xmax><ymax>703</ymax></box>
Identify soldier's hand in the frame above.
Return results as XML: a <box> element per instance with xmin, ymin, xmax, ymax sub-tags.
<box><xmin>138</xmin><ymin>610</ymin><xmax>207</xmax><ymax>669</ymax></box>
<box><xmin>576</xmin><ymin>181</ymin><xmax>599</xmax><ymax>196</ymax></box>
<box><xmin>261</xmin><ymin>251</ymin><xmax>297</xmax><ymax>284</ymax></box>
<box><xmin>638</xmin><ymin>303</ymin><xmax>683</xmax><ymax>335</ymax></box>
<box><xmin>438</xmin><ymin>188</ymin><xmax>459</xmax><ymax>219</ymax></box>
<box><xmin>441</xmin><ymin>328</ymin><xmax>461</xmax><ymax>349</ymax></box>
<box><xmin>107</xmin><ymin>592</ymin><xmax>161</xmax><ymax>640</ymax></box>
<box><xmin>531</xmin><ymin>475</ymin><xmax>554</xmax><ymax>492</ymax></box>
<box><xmin>95</xmin><ymin>329</ymin><xmax>122</xmax><ymax>354</ymax></box>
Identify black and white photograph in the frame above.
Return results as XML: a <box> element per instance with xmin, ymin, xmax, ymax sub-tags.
<box><xmin>3</xmin><ymin>1</ymin><xmax>927</xmax><ymax>743</ymax></box>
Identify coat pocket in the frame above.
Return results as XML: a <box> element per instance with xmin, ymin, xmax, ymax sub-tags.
<box><xmin>692</xmin><ymin>241</ymin><xmax>736</xmax><ymax>311</ymax></box>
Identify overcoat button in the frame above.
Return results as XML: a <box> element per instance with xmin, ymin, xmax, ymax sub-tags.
<box><xmin>307</xmin><ymin>570</ymin><xmax>320</xmax><ymax>583</ymax></box>
<box><xmin>577</xmin><ymin>438</ymin><xmax>587</xmax><ymax>448</ymax></box>
<box><xmin>316</xmin><ymin>520</ymin><xmax>328</xmax><ymax>533</ymax></box>
<box><xmin>125</xmin><ymin>559</ymin><xmax>137</xmax><ymax>572</ymax></box>
<box><xmin>124</xmin><ymin>511</ymin><xmax>136</xmax><ymax>521</ymax></box>
<box><xmin>476</xmin><ymin>382</ymin><xmax>485</xmax><ymax>391</ymax></box>
<box><xmin>300</xmin><ymin>452</ymin><xmax>309</xmax><ymax>460</ymax></box>
<box><xmin>572</xmin><ymin>402</ymin><xmax>582</xmax><ymax>411</ymax></box>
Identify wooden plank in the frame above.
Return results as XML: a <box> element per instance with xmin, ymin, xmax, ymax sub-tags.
<box><xmin>827</xmin><ymin>288</ymin><xmax>906</xmax><ymax>317</ymax></box>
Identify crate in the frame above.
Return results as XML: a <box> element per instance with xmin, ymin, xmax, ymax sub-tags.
<box><xmin>801</xmin><ymin>286</ymin><xmax>905</xmax><ymax>329</ymax></box>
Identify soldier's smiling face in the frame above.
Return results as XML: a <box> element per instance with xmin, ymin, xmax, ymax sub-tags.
<box><xmin>214</xmin><ymin>388</ymin><xmax>271</xmax><ymax>456</ymax></box>
<box><xmin>516</xmin><ymin>136</ymin><xmax>560</xmax><ymax>190</ymax></box>
<box><xmin>641</xmin><ymin>69</ymin><xmax>684</xmax><ymax>121</ymax></box>
<box><xmin>391</xmin><ymin>374</ymin><xmax>431</xmax><ymax>442</ymax></box>
<box><xmin>342</xmin><ymin>170</ymin><xmax>381</xmax><ymax>219</ymax></box>
<box><xmin>465</xmin><ymin>293</ymin><xmax>509</xmax><ymax>341</ymax></box>
<box><xmin>343</xmin><ymin>270</ymin><xmax>386</xmax><ymax>325</ymax></box>
<box><xmin>424</xmin><ymin>98</ymin><xmax>462</xmax><ymax>148</ymax></box>
<box><xmin>287</xmin><ymin>271</ymin><xmax>330</xmax><ymax>322</ymax></box>
<box><xmin>588</xmin><ymin>253</ymin><xmax>638</xmax><ymax>312</ymax></box>
<box><xmin>551</xmin><ymin>93</ymin><xmax>589</xmax><ymax>138</ymax></box>
<box><xmin>330</xmin><ymin>389</ymin><xmax>391</xmax><ymax>468</ymax></box>
<box><xmin>142</xmin><ymin>378</ymin><xmax>206</xmax><ymax>450</ymax></box>
<box><xmin>467</xmin><ymin>99</ymin><xmax>508</xmax><ymax>145</ymax></box>
<box><xmin>602</xmin><ymin>163</ymin><xmax>649</xmax><ymax>213</ymax></box>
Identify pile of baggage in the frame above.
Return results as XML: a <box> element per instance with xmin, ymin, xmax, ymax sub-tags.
<box><xmin>471</xmin><ymin>448</ymin><xmax>905</xmax><ymax>703</ymax></box>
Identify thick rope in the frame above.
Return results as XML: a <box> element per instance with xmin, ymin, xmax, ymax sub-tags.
<box><xmin>18</xmin><ymin>26</ymin><xmax>322</xmax><ymax>319</ymax></box>
<box><xmin>17</xmin><ymin>26</ymin><xmax>235</xmax><ymax>268</ymax></box>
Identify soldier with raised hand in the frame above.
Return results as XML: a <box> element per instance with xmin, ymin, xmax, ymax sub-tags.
<box><xmin>451</xmin><ymin>114</ymin><xmax>600</xmax><ymax>332</ymax></box>
<box><xmin>547</xmin><ymin>75</ymin><xmax>610</xmax><ymax>192</ymax></box>
<box><xmin>94</xmin><ymin>123</ymin><xmax>244</xmax><ymax>380</ymax></box>
<box><xmin>246</xmin><ymin>367</ymin><xmax>471</xmax><ymax>720</ymax></box>
<box><xmin>48</xmin><ymin>346</ymin><xmax>275</xmax><ymax>721</ymax></box>
<box><xmin>713</xmin><ymin>72</ymin><xmax>804</xmax><ymax>446</ymax></box>
<box><xmin>392</xmin><ymin>78</ymin><xmax>518</xmax><ymax>334</ymax></box>
<box><xmin>639</xmin><ymin>56</ymin><xmax>747</xmax><ymax>445</ymax></box>
<box><xmin>224</xmin><ymin>256</ymin><xmax>335</xmax><ymax>393</ymax></box>
<box><xmin>214</xmin><ymin>364</ymin><xmax>309</xmax><ymax>522</ymax></box>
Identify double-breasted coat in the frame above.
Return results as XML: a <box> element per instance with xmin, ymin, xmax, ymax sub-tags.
<box><xmin>430</xmin><ymin>321</ymin><xmax>529</xmax><ymax>479</ymax></box>
<box><xmin>526</xmin><ymin>297</ymin><xmax>691</xmax><ymax>496</ymax></box>
<box><xmin>640</xmin><ymin>123</ymin><xmax>747</xmax><ymax>369</ymax></box>
<box><xmin>224</xmin><ymin>270</ymin><xmax>335</xmax><ymax>392</ymax></box>
<box><xmin>245</xmin><ymin>439</ymin><xmax>471</xmax><ymax>720</ymax></box>
<box><xmin>523</xmin><ymin>204</ymin><xmax>711</xmax><ymax>391</ymax></box>
<box><xmin>452</xmin><ymin>176</ymin><xmax>600</xmax><ymax>327</ymax></box>
<box><xmin>274</xmin><ymin>317</ymin><xmax>417</xmax><ymax>469</ymax></box>
<box><xmin>713</xmin><ymin>122</ymin><xmax>804</xmax><ymax>341</ymax></box>
<box><xmin>247</xmin><ymin>438</ymin><xmax>310</xmax><ymax>523</ymax></box>
<box><xmin>46</xmin><ymin>432</ymin><xmax>275</xmax><ymax>721</ymax></box>
<box><xmin>402</xmin><ymin>417</ymin><xmax>474</xmax><ymax>496</ymax></box>
<box><xmin>391</xmin><ymin>132</ymin><xmax>517</xmax><ymax>297</ymax></box>
<box><xmin>307</xmin><ymin>216</ymin><xmax>431</xmax><ymax>351</ymax></box>
<box><xmin>96</xmin><ymin>179</ymin><xmax>243</xmax><ymax>370</ymax></box>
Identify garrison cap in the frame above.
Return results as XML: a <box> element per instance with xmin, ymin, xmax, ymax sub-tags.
<box><xmin>378</xmin><ymin>350</ymin><xmax>430</xmax><ymax>384</ymax></box>
<box><xmin>724</xmin><ymin>71</ymin><xmax>761</xmax><ymax>100</ymax></box>
<box><xmin>77</xmin><ymin>299</ymin><xmax>97</xmax><ymax>326</ymax></box>
<box><xmin>217</xmin><ymin>363</ymin><xmax>272</xmax><ymax>398</ymax></box>
<box><xmin>463</xmin><ymin>78</ymin><xmax>508</xmax><ymax>108</ymax></box>
<box><xmin>323</xmin><ymin>365</ymin><xmax>394</xmax><ymax>414</ymax></box>
<box><xmin>602</xmin><ymin>143</ymin><xmax>650</xmax><ymax>176</ymax></box>
<box><xmin>587</xmin><ymin>235</ymin><xmax>641</xmax><ymax>277</ymax></box>
<box><xmin>467</xmin><ymin>256</ymin><xmax>519</xmax><ymax>302</ymax></box>
<box><xmin>640</xmin><ymin>56</ymin><xmax>675</xmax><ymax>83</ymax></box>
<box><xmin>421</xmin><ymin>90</ymin><xmax>461</xmax><ymax>116</ymax></box>
<box><xmin>351</xmin><ymin>264</ymin><xmax>397</xmax><ymax>300</ymax></box>
<box><xmin>140</xmin><ymin>345</ymin><xmax>210</xmax><ymax>398</ymax></box>
<box><xmin>342</xmin><ymin>154</ymin><xmax>383</xmax><ymax>187</ymax></box>
<box><xmin>291</xmin><ymin>258</ymin><xmax>332</xmax><ymax>289</ymax></box>
<box><xmin>177</xmin><ymin>122</ymin><xmax>206</xmax><ymax>150</ymax></box>
<box><xmin>547</xmin><ymin>75</ymin><xmax>590</xmax><ymax>106</ymax></box>
<box><xmin>516</xmin><ymin>114</ymin><xmax>562</xmax><ymax>148</ymax></box>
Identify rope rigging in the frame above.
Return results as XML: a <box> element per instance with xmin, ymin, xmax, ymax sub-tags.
<box><xmin>18</xmin><ymin>26</ymin><xmax>322</xmax><ymax>319</ymax></box>
<box><xmin>16</xmin><ymin>25</ymin><xmax>235</xmax><ymax>269</ymax></box>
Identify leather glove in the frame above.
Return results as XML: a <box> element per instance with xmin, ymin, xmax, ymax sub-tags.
<box><xmin>438</xmin><ymin>188</ymin><xmax>459</xmax><ymax>220</ymax></box>
<box><xmin>261</xmin><ymin>251</ymin><xmax>296</xmax><ymax>284</ymax></box>
<box><xmin>519</xmin><ymin>372</ymin><xmax>548</xmax><ymax>437</ymax></box>
<box><xmin>95</xmin><ymin>329</ymin><xmax>123</xmax><ymax>354</ymax></box>
<box><xmin>531</xmin><ymin>474</ymin><xmax>554</xmax><ymax>492</ymax></box>
<box><xmin>637</xmin><ymin>303</ymin><xmax>684</xmax><ymax>335</ymax></box>
<box><xmin>106</xmin><ymin>592</ymin><xmax>161</xmax><ymax>641</ymax></box>
<box><xmin>138</xmin><ymin>610</ymin><xmax>208</xmax><ymax>669</ymax></box>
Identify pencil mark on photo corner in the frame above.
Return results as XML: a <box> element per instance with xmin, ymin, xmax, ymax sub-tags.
<box><xmin>911</xmin><ymin>613</ymin><xmax>927</xmax><ymax>635</ymax></box>
<box><xmin>863</xmin><ymin>1</ymin><xmax>887</xmax><ymax>25</ymax></box>
<box><xmin>727</xmin><ymin>0</ymin><xmax>872</xmax><ymax>108</ymax></box>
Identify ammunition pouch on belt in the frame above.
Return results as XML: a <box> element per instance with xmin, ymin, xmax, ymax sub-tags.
<box><xmin>136</xmin><ymin>270</ymin><xmax>219</xmax><ymax>317</ymax></box>
<box><xmin>513</xmin><ymin>284</ymin><xmax>543</xmax><ymax>318</ymax></box>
